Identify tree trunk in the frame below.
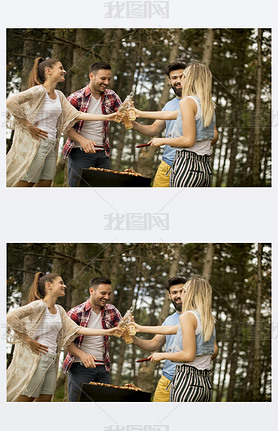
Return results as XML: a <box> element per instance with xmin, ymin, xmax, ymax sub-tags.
<box><xmin>226</xmin><ymin>34</ymin><xmax>248</xmax><ymax>186</ymax></box>
<box><xmin>159</xmin><ymin>29</ymin><xmax>182</xmax><ymax>109</ymax></box>
<box><xmin>253</xmin><ymin>243</ymin><xmax>263</xmax><ymax>400</ymax></box>
<box><xmin>108</xmin><ymin>243</ymin><xmax>124</xmax><ymax>304</ymax></box>
<box><xmin>137</xmin><ymin>361</ymin><xmax>157</xmax><ymax>393</ymax></box>
<box><xmin>226</xmin><ymin>341</ymin><xmax>239</xmax><ymax>401</ymax></box>
<box><xmin>226</xmin><ymin>309</ymin><xmax>242</xmax><ymax>402</ymax></box>
<box><xmin>113</xmin><ymin>340</ymin><xmax>127</xmax><ymax>386</ymax></box>
<box><xmin>52</xmin><ymin>244</ymin><xmax>74</xmax><ymax>311</ymax></box>
<box><xmin>70</xmin><ymin>243</ymin><xmax>87</xmax><ymax>307</ymax></box>
<box><xmin>202</xmin><ymin>243</ymin><xmax>214</xmax><ymax>281</ymax></box>
<box><xmin>252</xmin><ymin>29</ymin><xmax>262</xmax><ymax>186</ymax></box>
<box><xmin>52</xmin><ymin>29</ymin><xmax>65</xmax><ymax>58</ymax></box>
<box><xmin>215</xmin><ymin>342</ymin><xmax>225</xmax><ymax>401</ymax></box>
<box><xmin>158</xmin><ymin>243</ymin><xmax>182</xmax><ymax>324</ymax></box>
<box><xmin>217</xmin><ymin>139</ymin><xmax>230</xmax><ymax>187</ymax></box>
<box><xmin>102</xmin><ymin>29</ymin><xmax>124</xmax><ymax>84</ymax></box>
<box><xmin>21</xmin><ymin>30</ymin><xmax>36</xmax><ymax>90</ymax></box>
<box><xmin>226</xmin><ymin>104</ymin><xmax>240</xmax><ymax>187</ymax></box>
<box><xmin>113</xmin><ymin>126</ymin><xmax>127</xmax><ymax>171</ymax></box>
<box><xmin>71</xmin><ymin>29</ymin><xmax>87</xmax><ymax>93</ymax></box>
<box><xmin>21</xmin><ymin>244</ymin><xmax>37</xmax><ymax>305</ymax></box>
<box><xmin>202</xmin><ymin>29</ymin><xmax>214</xmax><ymax>66</ymax></box>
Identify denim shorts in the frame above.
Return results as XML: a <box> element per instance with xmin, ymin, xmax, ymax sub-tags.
<box><xmin>21</xmin><ymin>353</ymin><xmax>57</xmax><ymax>398</ymax></box>
<box><xmin>22</xmin><ymin>138</ymin><xmax>57</xmax><ymax>183</ymax></box>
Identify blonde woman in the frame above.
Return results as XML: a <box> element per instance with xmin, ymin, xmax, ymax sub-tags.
<box><xmin>131</xmin><ymin>63</ymin><xmax>218</xmax><ymax>187</ymax></box>
<box><xmin>135</xmin><ymin>277</ymin><xmax>218</xmax><ymax>402</ymax></box>
<box><xmin>6</xmin><ymin>57</ymin><xmax>118</xmax><ymax>187</ymax></box>
<box><xmin>6</xmin><ymin>272</ymin><xmax>120</xmax><ymax>402</ymax></box>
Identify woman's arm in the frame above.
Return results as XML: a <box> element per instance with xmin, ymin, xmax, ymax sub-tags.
<box><xmin>77</xmin><ymin>326</ymin><xmax>121</xmax><ymax>336</ymax></box>
<box><xmin>77</xmin><ymin>112</ymin><xmax>119</xmax><ymax>122</ymax></box>
<box><xmin>7</xmin><ymin>302</ymin><xmax>49</xmax><ymax>354</ymax></box>
<box><xmin>149</xmin><ymin>312</ymin><xmax>196</xmax><ymax>363</ymax></box>
<box><xmin>7</xmin><ymin>302</ymin><xmax>42</xmax><ymax>332</ymax></box>
<box><xmin>147</xmin><ymin>98</ymin><xmax>197</xmax><ymax>148</ymax></box>
<box><xmin>131</xmin><ymin>108</ymin><xmax>179</xmax><ymax>121</ymax></box>
<box><xmin>134</xmin><ymin>323</ymin><xmax>178</xmax><ymax>335</ymax></box>
<box><xmin>132</xmin><ymin>334</ymin><xmax>166</xmax><ymax>351</ymax></box>
<box><xmin>15</xmin><ymin>333</ymin><xmax>49</xmax><ymax>354</ymax></box>
<box><xmin>6</xmin><ymin>87</ymin><xmax>38</xmax><ymax>116</ymax></box>
<box><xmin>131</xmin><ymin>119</ymin><xmax>166</xmax><ymax>137</ymax></box>
<box><xmin>6</xmin><ymin>87</ymin><xmax>49</xmax><ymax>139</ymax></box>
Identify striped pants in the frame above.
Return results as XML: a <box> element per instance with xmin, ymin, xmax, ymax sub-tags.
<box><xmin>170</xmin><ymin>150</ymin><xmax>212</xmax><ymax>187</ymax></box>
<box><xmin>170</xmin><ymin>364</ymin><xmax>212</xmax><ymax>402</ymax></box>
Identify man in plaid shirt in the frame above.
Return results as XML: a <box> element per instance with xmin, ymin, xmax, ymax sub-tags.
<box><xmin>63</xmin><ymin>276</ymin><xmax>122</xmax><ymax>401</ymax></box>
<box><xmin>63</xmin><ymin>62</ymin><xmax>121</xmax><ymax>187</ymax></box>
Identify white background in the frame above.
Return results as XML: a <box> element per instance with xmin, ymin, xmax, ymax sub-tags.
<box><xmin>0</xmin><ymin>1</ymin><xmax>276</xmax><ymax>430</ymax></box>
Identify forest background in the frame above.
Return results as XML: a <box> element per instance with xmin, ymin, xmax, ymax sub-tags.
<box><xmin>6</xmin><ymin>28</ymin><xmax>271</xmax><ymax>187</ymax></box>
<box><xmin>7</xmin><ymin>243</ymin><xmax>271</xmax><ymax>402</ymax></box>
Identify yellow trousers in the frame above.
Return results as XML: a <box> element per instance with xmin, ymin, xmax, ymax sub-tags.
<box><xmin>152</xmin><ymin>160</ymin><xmax>171</xmax><ymax>187</ymax></box>
<box><xmin>152</xmin><ymin>375</ymin><xmax>171</xmax><ymax>402</ymax></box>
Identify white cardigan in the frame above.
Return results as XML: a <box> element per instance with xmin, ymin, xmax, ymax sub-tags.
<box><xmin>6</xmin><ymin>85</ymin><xmax>80</xmax><ymax>186</ymax></box>
<box><xmin>6</xmin><ymin>300</ymin><xmax>80</xmax><ymax>401</ymax></box>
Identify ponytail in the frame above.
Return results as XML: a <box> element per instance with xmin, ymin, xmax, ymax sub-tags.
<box><xmin>28</xmin><ymin>271</ymin><xmax>60</xmax><ymax>303</ymax></box>
<box><xmin>27</xmin><ymin>57</ymin><xmax>60</xmax><ymax>88</ymax></box>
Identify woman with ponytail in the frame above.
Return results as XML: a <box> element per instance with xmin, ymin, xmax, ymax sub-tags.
<box><xmin>6</xmin><ymin>57</ymin><xmax>118</xmax><ymax>187</ymax></box>
<box><xmin>134</xmin><ymin>277</ymin><xmax>218</xmax><ymax>402</ymax></box>
<box><xmin>7</xmin><ymin>272</ymin><xmax>120</xmax><ymax>402</ymax></box>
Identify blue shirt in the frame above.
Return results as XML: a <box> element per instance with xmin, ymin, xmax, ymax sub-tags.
<box><xmin>161</xmin><ymin>97</ymin><xmax>181</xmax><ymax>166</ymax></box>
<box><xmin>162</xmin><ymin>311</ymin><xmax>181</xmax><ymax>380</ymax></box>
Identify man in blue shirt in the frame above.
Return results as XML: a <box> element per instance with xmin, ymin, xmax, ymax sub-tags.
<box><xmin>132</xmin><ymin>62</ymin><xmax>186</xmax><ymax>187</ymax></box>
<box><xmin>132</xmin><ymin>276</ymin><xmax>186</xmax><ymax>402</ymax></box>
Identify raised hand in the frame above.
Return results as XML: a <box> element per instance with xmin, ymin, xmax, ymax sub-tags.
<box><xmin>107</xmin><ymin>326</ymin><xmax>125</xmax><ymax>336</ymax></box>
<box><xmin>133</xmin><ymin>322</ymin><xmax>142</xmax><ymax>332</ymax></box>
<box><xmin>107</xmin><ymin>112</ymin><xmax>124</xmax><ymax>122</ymax></box>
<box><xmin>127</xmin><ymin>107</ymin><xmax>140</xmax><ymax>119</ymax></box>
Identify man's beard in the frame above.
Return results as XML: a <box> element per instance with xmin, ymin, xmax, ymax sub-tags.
<box><xmin>171</xmin><ymin>85</ymin><xmax>182</xmax><ymax>98</ymax></box>
<box><xmin>171</xmin><ymin>299</ymin><xmax>182</xmax><ymax>312</ymax></box>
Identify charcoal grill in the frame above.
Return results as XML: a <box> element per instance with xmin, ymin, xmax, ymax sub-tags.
<box><xmin>77</xmin><ymin>169</ymin><xmax>152</xmax><ymax>187</ymax></box>
<box><xmin>78</xmin><ymin>383</ymin><xmax>152</xmax><ymax>402</ymax></box>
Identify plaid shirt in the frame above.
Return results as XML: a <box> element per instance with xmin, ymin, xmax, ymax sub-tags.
<box><xmin>62</xmin><ymin>85</ymin><xmax>121</xmax><ymax>158</ymax></box>
<box><xmin>63</xmin><ymin>299</ymin><xmax>122</xmax><ymax>373</ymax></box>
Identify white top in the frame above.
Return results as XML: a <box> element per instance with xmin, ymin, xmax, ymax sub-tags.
<box><xmin>33</xmin><ymin>90</ymin><xmax>62</xmax><ymax>140</ymax></box>
<box><xmin>186</xmin><ymin>95</ymin><xmax>211</xmax><ymax>156</ymax></box>
<box><xmin>34</xmin><ymin>305</ymin><xmax>62</xmax><ymax>355</ymax></box>
<box><xmin>184</xmin><ymin>310</ymin><xmax>212</xmax><ymax>370</ymax></box>
<box><xmin>75</xmin><ymin>96</ymin><xmax>103</xmax><ymax>147</ymax></box>
<box><xmin>74</xmin><ymin>310</ymin><xmax>104</xmax><ymax>362</ymax></box>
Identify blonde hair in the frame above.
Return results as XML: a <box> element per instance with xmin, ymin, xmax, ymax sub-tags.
<box><xmin>182</xmin><ymin>63</ymin><xmax>214</xmax><ymax>127</ymax></box>
<box><xmin>182</xmin><ymin>277</ymin><xmax>214</xmax><ymax>341</ymax></box>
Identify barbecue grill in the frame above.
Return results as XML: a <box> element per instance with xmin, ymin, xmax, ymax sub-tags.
<box><xmin>78</xmin><ymin>383</ymin><xmax>152</xmax><ymax>402</ymax></box>
<box><xmin>77</xmin><ymin>169</ymin><xmax>152</xmax><ymax>187</ymax></box>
